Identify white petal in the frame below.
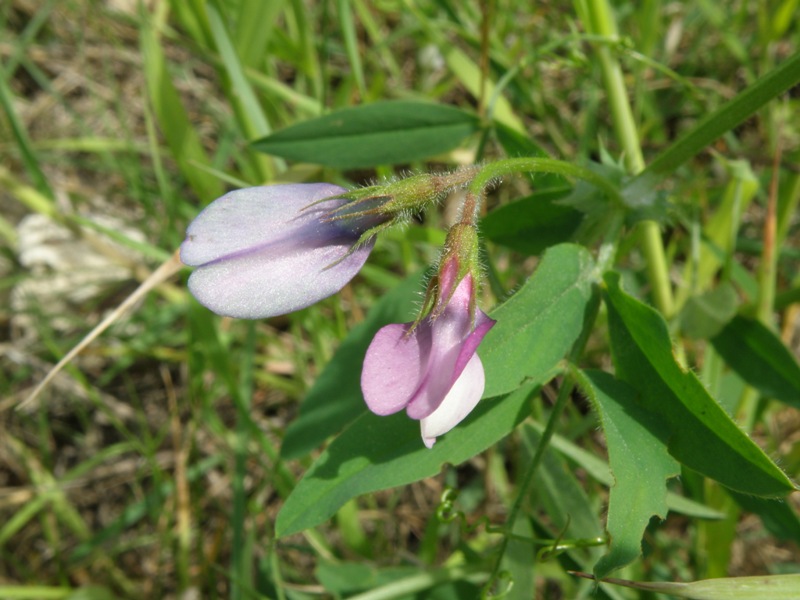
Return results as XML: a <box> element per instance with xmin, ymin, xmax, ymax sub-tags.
<box><xmin>420</xmin><ymin>353</ymin><xmax>485</xmax><ymax>447</ymax></box>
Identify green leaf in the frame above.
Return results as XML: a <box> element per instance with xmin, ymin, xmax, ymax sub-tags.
<box><xmin>275</xmin><ymin>384</ymin><xmax>538</xmax><ymax>538</ymax></box>
<box><xmin>502</xmin><ymin>516</ymin><xmax>536</xmax><ymax>600</ymax></box>
<box><xmin>336</xmin><ymin>0</ymin><xmax>366</xmax><ymax>96</ymax></box>
<box><xmin>481</xmin><ymin>189</ymin><xmax>582</xmax><ymax>256</ymax></box>
<box><xmin>252</xmin><ymin>101</ymin><xmax>480</xmax><ymax>168</ymax></box>
<box><xmin>677</xmin><ymin>283</ymin><xmax>739</xmax><ymax>340</ymax></box>
<box><xmin>522</xmin><ymin>425</ymin><xmax>604</xmax><ymax>542</ymax></box>
<box><xmin>481</xmin><ymin>244</ymin><xmax>597</xmax><ymax>398</ymax></box>
<box><xmin>711</xmin><ymin>315</ymin><xmax>800</xmax><ymax>408</ymax></box>
<box><xmin>527</xmin><ymin>421</ymin><xmax>724</xmax><ymax>520</ymax></box>
<box><xmin>674</xmin><ymin>159</ymin><xmax>758</xmax><ymax>310</ymax></box>
<box><xmin>729</xmin><ymin>491</ymin><xmax>800</xmax><ymax>545</ymax></box>
<box><xmin>316</xmin><ymin>563</ymin><xmax>419</xmax><ymax>596</ymax></box>
<box><xmin>604</xmin><ymin>272</ymin><xmax>796</xmax><ymax>497</ymax></box>
<box><xmin>577</xmin><ymin>370</ymin><xmax>679</xmax><ymax>578</ymax></box>
<box><xmin>280</xmin><ymin>270</ymin><xmax>428</xmax><ymax>459</ymax></box>
<box><xmin>316</xmin><ymin>563</ymin><xmax>483</xmax><ymax>598</ymax></box>
<box><xmin>233</xmin><ymin>0</ymin><xmax>286</xmax><ymax>68</ymax></box>
<box><xmin>587</xmin><ymin>573</ymin><xmax>800</xmax><ymax>599</ymax></box>
<box><xmin>139</xmin><ymin>6</ymin><xmax>223</xmax><ymax>200</ymax></box>
<box><xmin>626</xmin><ymin>51</ymin><xmax>800</xmax><ymax>196</ymax></box>
<box><xmin>0</xmin><ymin>69</ymin><xmax>53</xmax><ymax>199</ymax></box>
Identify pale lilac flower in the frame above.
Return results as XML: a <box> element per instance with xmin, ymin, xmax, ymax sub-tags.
<box><xmin>361</xmin><ymin>259</ymin><xmax>495</xmax><ymax>448</ymax></box>
<box><xmin>180</xmin><ymin>184</ymin><xmax>376</xmax><ymax>319</ymax></box>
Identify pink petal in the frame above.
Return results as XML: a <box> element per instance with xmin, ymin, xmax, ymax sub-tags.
<box><xmin>361</xmin><ymin>323</ymin><xmax>431</xmax><ymax>416</ymax></box>
<box><xmin>405</xmin><ymin>274</ymin><xmax>487</xmax><ymax>420</ymax></box>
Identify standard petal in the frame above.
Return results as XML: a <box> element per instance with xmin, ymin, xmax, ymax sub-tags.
<box><xmin>420</xmin><ymin>353</ymin><xmax>485</xmax><ymax>448</ymax></box>
<box><xmin>180</xmin><ymin>184</ymin><xmax>348</xmax><ymax>267</ymax></box>
<box><xmin>361</xmin><ymin>323</ymin><xmax>431</xmax><ymax>416</ymax></box>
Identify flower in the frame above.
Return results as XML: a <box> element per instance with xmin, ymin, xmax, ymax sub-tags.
<box><xmin>360</xmin><ymin>256</ymin><xmax>496</xmax><ymax>448</ymax></box>
<box><xmin>180</xmin><ymin>184</ymin><xmax>379</xmax><ymax>319</ymax></box>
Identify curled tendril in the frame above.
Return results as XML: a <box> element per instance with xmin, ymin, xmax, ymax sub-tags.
<box><xmin>436</xmin><ymin>487</ymin><xmax>500</xmax><ymax>534</ymax></box>
<box><xmin>481</xmin><ymin>570</ymin><xmax>513</xmax><ymax>599</ymax></box>
<box><xmin>436</xmin><ymin>488</ymin><xmax>607</xmax><ymax>553</ymax></box>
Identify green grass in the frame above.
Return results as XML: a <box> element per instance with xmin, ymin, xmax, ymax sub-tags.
<box><xmin>1</xmin><ymin>0</ymin><xmax>799</xmax><ymax>598</ymax></box>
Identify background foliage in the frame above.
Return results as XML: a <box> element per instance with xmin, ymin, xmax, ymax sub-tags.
<box><xmin>1</xmin><ymin>0</ymin><xmax>799</xmax><ymax>598</ymax></box>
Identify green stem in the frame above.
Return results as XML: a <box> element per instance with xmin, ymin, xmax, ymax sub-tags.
<box><xmin>470</xmin><ymin>157</ymin><xmax>625</xmax><ymax>208</ymax></box>
<box><xmin>583</xmin><ymin>0</ymin><xmax>675</xmax><ymax>317</ymax></box>
<box><xmin>485</xmin><ymin>375</ymin><xmax>575</xmax><ymax>591</ymax></box>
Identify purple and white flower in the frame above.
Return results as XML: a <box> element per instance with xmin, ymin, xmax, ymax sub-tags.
<box><xmin>361</xmin><ymin>258</ymin><xmax>495</xmax><ymax>448</ymax></box>
<box><xmin>180</xmin><ymin>184</ymin><xmax>376</xmax><ymax>319</ymax></box>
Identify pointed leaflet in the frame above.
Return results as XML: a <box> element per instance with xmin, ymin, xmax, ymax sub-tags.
<box><xmin>480</xmin><ymin>188</ymin><xmax>582</xmax><ymax>256</ymax></box>
<box><xmin>604</xmin><ymin>272</ymin><xmax>796</xmax><ymax>497</ymax></box>
<box><xmin>481</xmin><ymin>244</ymin><xmax>597</xmax><ymax>398</ymax></box>
<box><xmin>711</xmin><ymin>315</ymin><xmax>800</xmax><ymax>408</ymax></box>
<box><xmin>577</xmin><ymin>369</ymin><xmax>679</xmax><ymax>578</ymax></box>
<box><xmin>277</xmin><ymin>244</ymin><xmax>598</xmax><ymax>535</ymax></box>
<box><xmin>276</xmin><ymin>384</ymin><xmax>539</xmax><ymax>537</ymax></box>
<box><xmin>252</xmin><ymin>101</ymin><xmax>480</xmax><ymax>169</ymax></box>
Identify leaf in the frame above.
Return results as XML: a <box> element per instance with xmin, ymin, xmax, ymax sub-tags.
<box><xmin>316</xmin><ymin>563</ymin><xmax>419</xmax><ymax>596</ymax></box>
<box><xmin>280</xmin><ymin>270</ymin><xmax>428</xmax><ymax>459</ymax></box>
<box><xmin>275</xmin><ymin>384</ymin><xmax>538</xmax><ymax>537</ymax></box>
<box><xmin>440</xmin><ymin>47</ymin><xmax>524</xmax><ymax>133</ymax></box>
<box><xmin>316</xmin><ymin>563</ymin><xmax>483</xmax><ymax>598</ymax></box>
<box><xmin>522</xmin><ymin>425</ymin><xmax>604</xmax><ymax>542</ymax></box>
<box><xmin>139</xmin><ymin>6</ymin><xmax>223</xmax><ymax>200</ymax></box>
<box><xmin>527</xmin><ymin>421</ymin><xmax>724</xmax><ymax>520</ymax></box>
<box><xmin>502</xmin><ymin>516</ymin><xmax>536</xmax><ymax>600</ymax></box>
<box><xmin>575</xmin><ymin>572</ymin><xmax>800</xmax><ymax>599</ymax></box>
<box><xmin>277</xmin><ymin>246</ymin><xmax>597</xmax><ymax>536</ymax></box>
<box><xmin>711</xmin><ymin>315</ymin><xmax>800</xmax><ymax>408</ymax></box>
<box><xmin>678</xmin><ymin>283</ymin><xmax>739</xmax><ymax>339</ymax></box>
<box><xmin>481</xmin><ymin>189</ymin><xmax>582</xmax><ymax>256</ymax></box>
<box><xmin>626</xmin><ymin>51</ymin><xmax>800</xmax><ymax>197</ymax></box>
<box><xmin>729</xmin><ymin>491</ymin><xmax>800</xmax><ymax>545</ymax></box>
<box><xmin>604</xmin><ymin>272</ymin><xmax>796</xmax><ymax>497</ymax></box>
<box><xmin>481</xmin><ymin>244</ymin><xmax>597</xmax><ymax>398</ymax></box>
<box><xmin>674</xmin><ymin>159</ymin><xmax>758</xmax><ymax>309</ymax></box>
<box><xmin>577</xmin><ymin>370</ymin><xmax>679</xmax><ymax>578</ymax></box>
<box><xmin>252</xmin><ymin>101</ymin><xmax>480</xmax><ymax>168</ymax></box>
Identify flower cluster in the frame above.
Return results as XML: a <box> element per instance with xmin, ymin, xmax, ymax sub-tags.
<box><xmin>181</xmin><ymin>173</ymin><xmax>493</xmax><ymax>446</ymax></box>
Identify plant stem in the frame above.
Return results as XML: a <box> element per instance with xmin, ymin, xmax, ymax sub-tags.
<box><xmin>583</xmin><ymin>0</ymin><xmax>675</xmax><ymax>317</ymax></box>
<box><xmin>470</xmin><ymin>157</ymin><xmax>625</xmax><ymax>208</ymax></box>
<box><xmin>485</xmin><ymin>376</ymin><xmax>575</xmax><ymax>592</ymax></box>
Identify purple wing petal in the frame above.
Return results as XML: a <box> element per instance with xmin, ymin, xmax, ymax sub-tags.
<box><xmin>361</xmin><ymin>322</ymin><xmax>431</xmax><ymax>416</ymax></box>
